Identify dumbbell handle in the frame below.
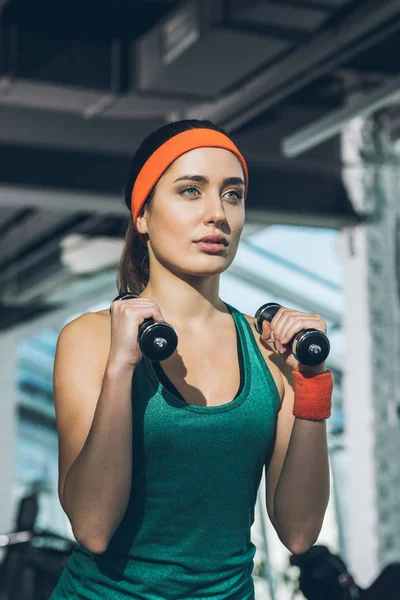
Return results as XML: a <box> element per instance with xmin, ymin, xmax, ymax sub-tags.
<box><xmin>255</xmin><ymin>302</ymin><xmax>330</xmax><ymax>367</ymax></box>
<box><xmin>109</xmin><ymin>293</ymin><xmax>178</xmax><ymax>361</ymax></box>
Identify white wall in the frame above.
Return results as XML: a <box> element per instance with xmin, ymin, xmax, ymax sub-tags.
<box><xmin>0</xmin><ymin>332</ymin><xmax>18</xmax><ymax>559</ymax></box>
<box><xmin>339</xmin><ymin>225</ymin><xmax>379</xmax><ymax>588</ymax></box>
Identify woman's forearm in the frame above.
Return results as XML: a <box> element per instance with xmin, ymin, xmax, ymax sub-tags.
<box><xmin>272</xmin><ymin>417</ymin><xmax>330</xmax><ymax>554</ymax></box>
<box><xmin>62</xmin><ymin>362</ymin><xmax>135</xmax><ymax>554</ymax></box>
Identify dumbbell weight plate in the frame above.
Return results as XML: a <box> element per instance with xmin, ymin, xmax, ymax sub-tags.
<box><xmin>138</xmin><ymin>321</ymin><xmax>178</xmax><ymax>362</ymax></box>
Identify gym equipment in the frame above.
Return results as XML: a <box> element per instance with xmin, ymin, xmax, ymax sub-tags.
<box><xmin>254</xmin><ymin>302</ymin><xmax>330</xmax><ymax>367</ymax></box>
<box><xmin>0</xmin><ymin>528</ymin><xmax>76</xmax><ymax>600</ymax></box>
<box><xmin>290</xmin><ymin>544</ymin><xmax>400</xmax><ymax>600</ymax></box>
<box><xmin>290</xmin><ymin>545</ymin><xmax>361</xmax><ymax>600</ymax></box>
<box><xmin>110</xmin><ymin>293</ymin><xmax>178</xmax><ymax>361</ymax></box>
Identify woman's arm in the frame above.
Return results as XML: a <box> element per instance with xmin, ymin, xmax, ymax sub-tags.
<box><xmin>265</xmin><ymin>360</ymin><xmax>330</xmax><ymax>555</ymax></box>
<box><xmin>54</xmin><ymin>313</ymin><xmax>135</xmax><ymax>555</ymax></box>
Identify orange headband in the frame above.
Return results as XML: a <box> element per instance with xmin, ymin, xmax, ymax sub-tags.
<box><xmin>131</xmin><ymin>128</ymin><xmax>248</xmax><ymax>245</ymax></box>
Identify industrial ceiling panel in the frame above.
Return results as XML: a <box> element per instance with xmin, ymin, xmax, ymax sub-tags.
<box><xmin>137</xmin><ymin>28</ymin><xmax>289</xmax><ymax>97</ymax></box>
<box><xmin>232</xmin><ymin>0</ymin><xmax>330</xmax><ymax>32</ymax></box>
<box><xmin>0</xmin><ymin>80</ymin><xmax>104</xmax><ymax>114</ymax></box>
<box><xmin>288</xmin><ymin>0</ymin><xmax>354</xmax><ymax>9</ymax></box>
<box><xmin>0</xmin><ymin>206</ymin><xmax>23</xmax><ymax>229</ymax></box>
<box><xmin>13</xmin><ymin>31</ymin><xmax>113</xmax><ymax>90</ymax></box>
<box><xmin>103</xmin><ymin>92</ymin><xmax>192</xmax><ymax>119</ymax></box>
<box><xmin>344</xmin><ymin>29</ymin><xmax>400</xmax><ymax>75</ymax></box>
<box><xmin>288</xmin><ymin>0</ymin><xmax>352</xmax><ymax>6</ymax></box>
<box><xmin>135</xmin><ymin>0</ymin><xmax>290</xmax><ymax>97</ymax></box>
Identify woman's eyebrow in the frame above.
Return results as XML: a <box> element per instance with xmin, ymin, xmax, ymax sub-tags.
<box><xmin>223</xmin><ymin>177</ymin><xmax>245</xmax><ymax>186</ymax></box>
<box><xmin>173</xmin><ymin>174</ymin><xmax>209</xmax><ymax>183</ymax></box>
<box><xmin>173</xmin><ymin>175</ymin><xmax>245</xmax><ymax>186</ymax></box>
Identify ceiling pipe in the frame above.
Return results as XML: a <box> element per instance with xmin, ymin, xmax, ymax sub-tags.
<box><xmin>282</xmin><ymin>72</ymin><xmax>400</xmax><ymax>157</ymax></box>
<box><xmin>186</xmin><ymin>0</ymin><xmax>400</xmax><ymax>131</ymax></box>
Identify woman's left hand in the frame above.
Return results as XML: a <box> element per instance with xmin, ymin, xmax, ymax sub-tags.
<box><xmin>255</xmin><ymin>306</ymin><xmax>328</xmax><ymax>372</ymax></box>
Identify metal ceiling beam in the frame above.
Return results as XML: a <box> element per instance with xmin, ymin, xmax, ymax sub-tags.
<box><xmin>186</xmin><ymin>0</ymin><xmax>400</xmax><ymax>131</ymax></box>
<box><xmin>282</xmin><ymin>71</ymin><xmax>400</xmax><ymax>156</ymax></box>
<box><xmin>0</xmin><ymin>78</ymin><xmax>192</xmax><ymax>120</ymax></box>
<box><xmin>0</xmin><ymin>104</ymin><xmax>162</xmax><ymax>154</ymax></box>
<box><xmin>0</xmin><ymin>184</ymin><xmax>127</xmax><ymax>214</ymax></box>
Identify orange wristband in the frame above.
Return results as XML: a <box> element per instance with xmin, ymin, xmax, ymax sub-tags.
<box><xmin>292</xmin><ymin>369</ymin><xmax>334</xmax><ymax>420</ymax></box>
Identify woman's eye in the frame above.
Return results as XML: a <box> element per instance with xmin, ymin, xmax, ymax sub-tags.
<box><xmin>224</xmin><ymin>190</ymin><xmax>243</xmax><ymax>202</ymax></box>
<box><xmin>180</xmin><ymin>187</ymin><xmax>243</xmax><ymax>201</ymax></box>
<box><xmin>181</xmin><ymin>186</ymin><xmax>200</xmax><ymax>197</ymax></box>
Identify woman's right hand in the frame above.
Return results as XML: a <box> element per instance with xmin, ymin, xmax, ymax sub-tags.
<box><xmin>107</xmin><ymin>296</ymin><xmax>165</xmax><ymax>369</ymax></box>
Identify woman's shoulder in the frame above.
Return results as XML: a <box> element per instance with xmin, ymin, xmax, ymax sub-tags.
<box><xmin>94</xmin><ymin>308</ymin><xmax>112</xmax><ymax>319</ymax></box>
<box><xmin>241</xmin><ymin>312</ymin><xmax>285</xmax><ymax>402</ymax></box>
<box><xmin>54</xmin><ymin>310</ymin><xmax>112</xmax><ymax>384</ymax></box>
<box><xmin>58</xmin><ymin>309</ymin><xmax>111</xmax><ymax>349</ymax></box>
<box><xmin>62</xmin><ymin>308</ymin><xmax>110</xmax><ymax>329</ymax></box>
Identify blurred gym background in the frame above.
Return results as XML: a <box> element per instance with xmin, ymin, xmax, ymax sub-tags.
<box><xmin>0</xmin><ymin>0</ymin><xmax>400</xmax><ymax>598</ymax></box>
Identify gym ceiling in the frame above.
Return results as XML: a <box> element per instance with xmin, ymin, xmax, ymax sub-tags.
<box><xmin>1</xmin><ymin>0</ymin><xmax>400</xmax><ymax>329</ymax></box>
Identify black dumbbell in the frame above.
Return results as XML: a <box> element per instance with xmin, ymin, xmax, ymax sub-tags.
<box><xmin>254</xmin><ymin>302</ymin><xmax>330</xmax><ymax>367</ymax></box>
<box><xmin>109</xmin><ymin>293</ymin><xmax>178</xmax><ymax>361</ymax></box>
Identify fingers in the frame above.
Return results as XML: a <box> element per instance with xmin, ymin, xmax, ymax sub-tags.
<box><xmin>279</xmin><ymin>316</ymin><xmax>322</xmax><ymax>344</ymax></box>
<box><xmin>260</xmin><ymin>307</ymin><xmax>326</xmax><ymax>354</ymax></box>
<box><xmin>111</xmin><ymin>297</ymin><xmax>164</xmax><ymax>322</ymax></box>
<box><xmin>261</xmin><ymin>321</ymin><xmax>283</xmax><ymax>354</ymax></box>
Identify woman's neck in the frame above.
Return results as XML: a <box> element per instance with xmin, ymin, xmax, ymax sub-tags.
<box><xmin>140</xmin><ymin>282</ymin><xmax>226</xmax><ymax>329</ymax></box>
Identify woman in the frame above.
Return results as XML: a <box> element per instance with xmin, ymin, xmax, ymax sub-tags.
<box><xmin>50</xmin><ymin>119</ymin><xmax>333</xmax><ymax>599</ymax></box>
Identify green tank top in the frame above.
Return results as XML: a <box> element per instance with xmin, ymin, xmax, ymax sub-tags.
<box><xmin>50</xmin><ymin>302</ymin><xmax>280</xmax><ymax>600</ymax></box>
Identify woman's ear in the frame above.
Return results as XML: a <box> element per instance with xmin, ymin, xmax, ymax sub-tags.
<box><xmin>136</xmin><ymin>209</ymin><xmax>148</xmax><ymax>236</ymax></box>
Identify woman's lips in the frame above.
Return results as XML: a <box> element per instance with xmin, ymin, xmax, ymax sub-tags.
<box><xmin>195</xmin><ymin>241</ymin><xmax>227</xmax><ymax>253</ymax></box>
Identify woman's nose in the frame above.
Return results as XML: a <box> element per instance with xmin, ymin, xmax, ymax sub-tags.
<box><xmin>203</xmin><ymin>193</ymin><xmax>226</xmax><ymax>225</ymax></box>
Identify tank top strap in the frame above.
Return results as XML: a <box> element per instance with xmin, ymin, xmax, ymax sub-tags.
<box><xmin>223</xmin><ymin>301</ymin><xmax>281</xmax><ymax>415</ymax></box>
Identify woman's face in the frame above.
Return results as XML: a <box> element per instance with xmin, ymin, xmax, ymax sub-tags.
<box><xmin>136</xmin><ymin>147</ymin><xmax>246</xmax><ymax>277</ymax></box>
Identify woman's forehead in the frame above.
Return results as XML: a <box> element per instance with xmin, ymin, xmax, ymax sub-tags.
<box><xmin>166</xmin><ymin>147</ymin><xmax>244</xmax><ymax>178</ymax></box>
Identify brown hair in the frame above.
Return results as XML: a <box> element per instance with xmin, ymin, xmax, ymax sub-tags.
<box><xmin>116</xmin><ymin>119</ymin><xmax>229</xmax><ymax>295</ymax></box>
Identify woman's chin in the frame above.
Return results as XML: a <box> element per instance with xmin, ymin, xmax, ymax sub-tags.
<box><xmin>186</xmin><ymin>257</ymin><xmax>233</xmax><ymax>276</ymax></box>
